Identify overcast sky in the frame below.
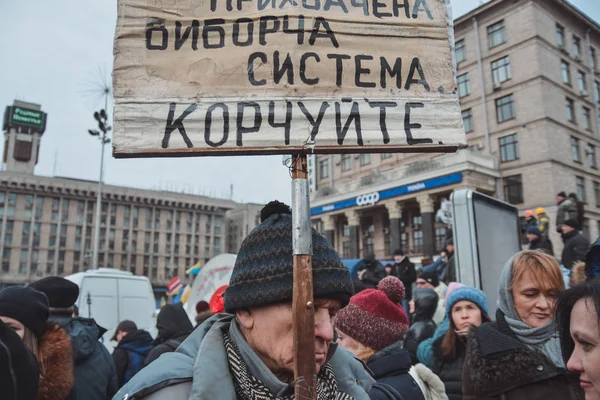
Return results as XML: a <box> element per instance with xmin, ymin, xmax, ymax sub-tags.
<box><xmin>1</xmin><ymin>0</ymin><xmax>598</xmax><ymax>205</ymax></box>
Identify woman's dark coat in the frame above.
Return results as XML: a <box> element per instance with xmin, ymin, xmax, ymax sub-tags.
<box><xmin>404</xmin><ymin>288</ymin><xmax>438</xmax><ymax>364</ymax></box>
<box><xmin>432</xmin><ymin>333</ymin><xmax>466</xmax><ymax>400</ymax></box>
<box><xmin>367</xmin><ymin>342</ymin><xmax>425</xmax><ymax>400</ymax></box>
<box><xmin>462</xmin><ymin>311</ymin><xmax>584</xmax><ymax>400</ymax></box>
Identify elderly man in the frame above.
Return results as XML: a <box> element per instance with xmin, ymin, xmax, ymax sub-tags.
<box><xmin>113</xmin><ymin>201</ymin><xmax>374</xmax><ymax>400</ymax></box>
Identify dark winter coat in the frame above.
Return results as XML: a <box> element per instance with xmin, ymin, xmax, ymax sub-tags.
<box><xmin>441</xmin><ymin>252</ymin><xmax>456</xmax><ymax>284</ymax></box>
<box><xmin>523</xmin><ymin>217</ymin><xmax>538</xmax><ymax>231</ymax></box>
<box><xmin>556</xmin><ymin>198</ymin><xmax>579</xmax><ymax>232</ymax></box>
<box><xmin>38</xmin><ymin>322</ymin><xmax>75</xmax><ymax>400</ymax></box>
<box><xmin>367</xmin><ymin>342</ymin><xmax>425</xmax><ymax>400</ymax></box>
<box><xmin>393</xmin><ymin>258</ymin><xmax>417</xmax><ymax>301</ymax></box>
<box><xmin>0</xmin><ymin>319</ymin><xmax>39</xmax><ymax>400</ymax></box>
<box><xmin>585</xmin><ymin>236</ymin><xmax>600</xmax><ymax>280</ymax></box>
<box><xmin>144</xmin><ymin>304</ymin><xmax>193</xmax><ymax>366</ymax></box>
<box><xmin>462</xmin><ymin>312</ymin><xmax>583</xmax><ymax>400</ymax></box>
<box><xmin>113</xmin><ymin>330</ymin><xmax>154</xmax><ymax>388</ymax></box>
<box><xmin>432</xmin><ymin>334</ymin><xmax>466</xmax><ymax>400</ymax></box>
<box><xmin>561</xmin><ymin>230</ymin><xmax>591</xmax><ymax>270</ymax></box>
<box><xmin>51</xmin><ymin>316</ymin><xmax>118</xmax><ymax>400</ymax></box>
<box><xmin>529</xmin><ymin>235</ymin><xmax>554</xmax><ymax>256</ymax></box>
<box><xmin>359</xmin><ymin>261</ymin><xmax>387</xmax><ymax>289</ymax></box>
<box><xmin>404</xmin><ymin>288</ymin><xmax>437</xmax><ymax>364</ymax></box>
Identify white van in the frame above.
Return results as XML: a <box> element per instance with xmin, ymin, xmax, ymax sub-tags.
<box><xmin>65</xmin><ymin>268</ymin><xmax>157</xmax><ymax>352</ymax></box>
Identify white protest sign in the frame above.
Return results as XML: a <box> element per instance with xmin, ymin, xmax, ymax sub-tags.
<box><xmin>113</xmin><ymin>0</ymin><xmax>465</xmax><ymax>157</ymax></box>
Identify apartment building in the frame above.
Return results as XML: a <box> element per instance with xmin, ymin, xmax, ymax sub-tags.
<box><xmin>310</xmin><ymin>0</ymin><xmax>600</xmax><ymax>259</ymax></box>
<box><xmin>1</xmin><ymin>100</ymin><xmax>238</xmax><ymax>288</ymax></box>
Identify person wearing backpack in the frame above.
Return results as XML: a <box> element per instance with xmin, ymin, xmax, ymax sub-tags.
<box><xmin>144</xmin><ymin>303</ymin><xmax>193</xmax><ymax>366</ymax></box>
<box><xmin>111</xmin><ymin>320</ymin><xmax>153</xmax><ymax>388</ymax></box>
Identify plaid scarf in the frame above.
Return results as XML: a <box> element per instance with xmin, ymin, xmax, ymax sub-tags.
<box><xmin>222</xmin><ymin>331</ymin><xmax>355</xmax><ymax>400</ymax></box>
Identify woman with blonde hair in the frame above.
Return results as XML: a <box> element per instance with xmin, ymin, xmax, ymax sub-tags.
<box><xmin>335</xmin><ymin>276</ymin><xmax>447</xmax><ymax>400</ymax></box>
<box><xmin>0</xmin><ymin>286</ymin><xmax>74</xmax><ymax>400</ymax></box>
<box><xmin>462</xmin><ymin>250</ymin><xmax>583</xmax><ymax>399</ymax></box>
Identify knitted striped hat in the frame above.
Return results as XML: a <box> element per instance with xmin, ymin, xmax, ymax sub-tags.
<box><xmin>223</xmin><ymin>201</ymin><xmax>353</xmax><ymax>313</ymax></box>
<box><xmin>334</xmin><ymin>276</ymin><xmax>409</xmax><ymax>351</ymax></box>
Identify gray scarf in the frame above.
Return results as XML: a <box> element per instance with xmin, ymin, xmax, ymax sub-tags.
<box><xmin>497</xmin><ymin>254</ymin><xmax>565</xmax><ymax>368</ymax></box>
<box><xmin>222</xmin><ymin>331</ymin><xmax>355</xmax><ymax>400</ymax></box>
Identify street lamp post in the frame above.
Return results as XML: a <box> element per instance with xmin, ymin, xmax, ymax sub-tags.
<box><xmin>88</xmin><ymin>107</ymin><xmax>111</xmax><ymax>270</ymax></box>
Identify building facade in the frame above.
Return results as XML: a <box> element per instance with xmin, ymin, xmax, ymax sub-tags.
<box><xmin>0</xmin><ymin>100</ymin><xmax>241</xmax><ymax>288</ymax></box>
<box><xmin>311</xmin><ymin>0</ymin><xmax>600</xmax><ymax>259</ymax></box>
<box><xmin>226</xmin><ymin>203</ymin><xmax>262</xmax><ymax>253</ymax></box>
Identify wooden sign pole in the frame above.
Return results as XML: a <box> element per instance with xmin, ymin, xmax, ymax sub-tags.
<box><xmin>291</xmin><ymin>154</ymin><xmax>316</xmax><ymax>399</ymax></box>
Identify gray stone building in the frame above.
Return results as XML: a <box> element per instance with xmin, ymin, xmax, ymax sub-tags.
<box><xmin>310</xmin><ymin>0</ymin><xmax>600</xmax><ymax>259</ymax></box>
<box><xmin>1</xmin><ymin>100</ymin><xmax>239</xmax><ymax>288</ymax></box>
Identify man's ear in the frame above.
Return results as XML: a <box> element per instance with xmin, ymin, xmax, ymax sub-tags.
<box><xmin>236</xmin><ymin>309</ymin><xmax>254</xmax><ymax>330</ymax></box>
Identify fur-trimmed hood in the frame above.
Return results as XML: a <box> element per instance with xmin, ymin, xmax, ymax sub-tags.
<box><xmin>462</xmin><ymin>316</ymin><xmax>582</xmax><ymax>399</ymax></box>
<box><xmin>37</xmin><ymin>322</ymin><xmax>74</xmax><ymax>400</ymax></box>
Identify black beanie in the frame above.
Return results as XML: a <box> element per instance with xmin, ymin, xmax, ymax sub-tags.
<box><xmin>563</xmin><ymin>219</ymin><xmax>580</xmax><ymax>231</ymax></box>
<box><xmin>0</xmin><ymin>319</ymin><xmax>39</xmax><ymax>400</ymax></box>
<box><xmin>419</xmin><ymin>271</ymin><xmax>440</xmax><ymax>287</ymax></box>
<box><xmin>29</xmin><ymin>276</ymin><xmax>79</xmax><ymax>308</ymax></box>
<box><xmin>0</xmin><ymin>286</ymin><xmax>49</xmax><ymax>338</ymax></box>
<box><xmin>224</xmin><ymin>201</ymin><xmax>354</xmax><ymax>313</ymax></box>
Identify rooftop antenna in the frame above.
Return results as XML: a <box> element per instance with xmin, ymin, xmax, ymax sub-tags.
<box><xmin>79</xmin><ymin>64</ymin><xmax>112</xmax><ymax>271</ymax></box>
<box><xmin>53</xmin><ymin>149</ymin><xmax>58</xmax><ymax>176</ymax></box>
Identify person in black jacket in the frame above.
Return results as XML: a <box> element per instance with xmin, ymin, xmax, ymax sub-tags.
<box><xmin>111</xmin><ymin>320</ymin><xmax>154</xmax><ymax>388</ymax></box>
<box><xmin>144</xmin><ymin>303</ymin><xmax>193</xmax><ymax>366</ymax></box>
<box><xmin>404</xmin><ymin>288</ymin><xmax>438</xmax><ymax>364</ymax></box>
<box><xmin>357</xmin><ymin>254</ymin><xmax>387</xmax><ymax>288</ymax></box>
<box><xmin>0</xmin><ymin>309</ymin><xmax>40</xmax><ymax>400</ymax></box>
<box><xmin>568</xmin><ymin>193</ymin><xmax>585</xmax><ymax>231</ymax></box>
<box><xmin>431</xmin><ymin>286</ymin><xmax>490</xmax><ymax>400</ymax></box>
<box><xmin>390</xmin><ymin>249</ymin><xmax>416</xmax><ymax>313</ymax></box>
<box><xmin>335</xmin><ymin>276</ymin><xmax>443</xmax><ymax>400</ymax></box>
<box><xmin>561</xmin><ymin>219</ymin><xmax>591</xmax><ymax>270</ymax></box>
<box><xmin>29</xmin><ymin>276</ymin><xmax>117</xmax><ymax>400</ymax></box>
<box><xmin>527</xmin><ymin>226</ymin><xmax>554</xmax><ymax>256</ymax></box>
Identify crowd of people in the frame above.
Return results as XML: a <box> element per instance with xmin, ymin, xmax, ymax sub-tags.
<box><xmin>2</xmin><ymin>199</ymin><xmax>600</xmax><ymax>400</ymax></box>
<box><xmin>521</xmin><ymin>192</ymin><xmax>592</xmax><ymax>272</ymax></box>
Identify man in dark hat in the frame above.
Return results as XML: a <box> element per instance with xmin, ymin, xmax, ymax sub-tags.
<box><xmin>114</xmin><ymin>200</ymin><xmax>375</xmax><ymax>400</ymax></box>
<box><xmin>112</xmin><ymin>320</ymin><xmax>153</xmax><ymax>388</ymax></box>
<box><xmin>29</xmin><ymin>276</ymin><xmax>117</xmax><ymax>400</ymax></box>
<box><xmin>527</xmin><ymin>226</ymin><xmax>554</xmax><ymax>256</ymax></box>
<box><xmin>416</xmin><ymin>271</ymin><xmax>447</xmax><ymax>325</ymax></box>
<box><xmin>560</xmin><ymin>219</ymin><xmax>590</xmax><ymax>270</ymax></box>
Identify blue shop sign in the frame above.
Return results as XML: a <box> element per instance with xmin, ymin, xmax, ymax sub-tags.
<box><xmin>311</xmin><ymin>172</ymin><xmax>463</xmax><ymax>216</ymax></box>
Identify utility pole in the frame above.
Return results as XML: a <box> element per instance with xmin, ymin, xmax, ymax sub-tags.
<box><xmin>88</xmin><ymin>90</ymin><xmax>111</xmax><ymax>269</ymax></box>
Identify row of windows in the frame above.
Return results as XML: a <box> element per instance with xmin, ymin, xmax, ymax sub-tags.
<box><xmin>566</xmin><ymin>97</ymin><xmax>595</xmax><ymax>131</ymax></box>
<box><xmin>318</xmin><ymin>154</ymin><xmax>393</xmax><ymax>180</ymax></box>
<box><xmin>455</xmin><ymin>20</ymin><xmax>507</xmax><ymax>65</ymax></box>
<box><xmin>456</xmin><ymin>18</ymin><xmax>598</xmax><ymax>73</ymax></box>
<box><xmin>1</xmin><ymin>247</ymin><xmax>209</xmax><ymax>278</ymax></box>
<box><xmin>561</xmin><ymin>60</ymin><xmax>600</xmax><ymax>104</ymax></box>
<box><xmin>556</xmin><ymin>24</ymin><xmax>598</xmax><ymax>70</ymax></box>
<box><xmin>504</xmin><ymin>173</ymin><xmax>593</xmax><ymax>207</ymax></box>
<box><xmin>0</xmin><ymin>193</ymin><xmax>223</xmax><ymax>235</ymax></box>
<box><xmin>457</xmin><ymin>55</ymin><xmax>512</xmax><ymax>99</ymax></box>
<box><xmin>570</xmin><ymin>137</ymin><xmax>597</xmax><ymax>168</ymax></box>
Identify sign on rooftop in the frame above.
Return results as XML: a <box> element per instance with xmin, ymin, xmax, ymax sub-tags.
<box><xmin>112</xmin><ymin>0</ymin><xmax>465</xmax><ymax>157</ymax></box>
<box><xmin>3</xmin><ymin>106</ymin><xmax>47</xmax><ymax>133</ymax></box>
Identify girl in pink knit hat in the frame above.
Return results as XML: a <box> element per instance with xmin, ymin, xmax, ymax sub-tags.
<box><xmin>335</xmin><ymin>276</ymin><xmax>447</xmax><ymax>400</ymax></box>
